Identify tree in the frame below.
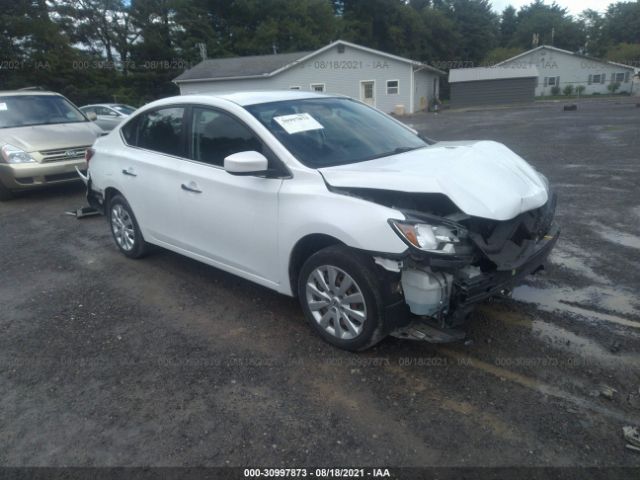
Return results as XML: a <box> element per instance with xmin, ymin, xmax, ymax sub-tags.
<box><xmin>500</xmin><ymin>6</ymin><xmax>518</xmax><ymax>47</ymax></box>
<box><xmin>606</xmin><ymin>42</ymin><xmax>640</xmax><ymax>66</ymax></box>
<box><xmin>483</xmin><ymin>46</ymin><xmax>525</xmax><ymax>65</ymax></box>
<box><xmin>580</xmin><ymin>9</ymin><xmax>607</xmax><ymax>57</ymax></box>
<box><xmin>441</xmin><ymin>0</ymin><xmax>499</xmax><ymax>65</ymax></box>
<box><xmin>603</xmin><ymin>1</ymin><xmax>640</xmax><ymax>45</ymax></box>
<box><xmin>512</xmin><ymin>0</ymin><xmax>585</xmax><ymax>51</ymax></box>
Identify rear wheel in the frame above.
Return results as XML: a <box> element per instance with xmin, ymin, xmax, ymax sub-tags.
<box><xmin>108</xmin><ymin>194</ymin><xmax>149</xmax><ymax>259</ymax></box>
<box><xmin>298</xmin><ymin>245</ymin><xmax>387</xmax><ymax>351</ymax></box>
<box><xmin>0</xmin><ymin>182</ymin><xmax>14</xmax><ymax>201</ymax></box>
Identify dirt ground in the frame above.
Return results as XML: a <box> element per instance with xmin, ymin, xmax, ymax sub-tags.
<box><xmin>1</xmin><ymin>97</ymin><xmax>639</xmax><ymax>470</ymax></box>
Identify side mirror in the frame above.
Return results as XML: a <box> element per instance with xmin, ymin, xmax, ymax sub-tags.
<box><xmin>86</xmin><ymin>112</ymin><xmax>97</xmax><ymax>121</ymax></box>
<box><xmin>224</xmin><ymin>151</ymin><xmax>269</xmax><ymax>176</ymax></box>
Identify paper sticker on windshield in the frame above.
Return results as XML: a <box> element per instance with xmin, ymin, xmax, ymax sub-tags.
<box><xmin>0</xmin><ymin>103</ymin><xmax>7</xmax><ymax>111</ymax></box>
<box><xmin>273</xmin><ymin>113</ymin><xmax>323</xmax><ymax>134</ymax></box>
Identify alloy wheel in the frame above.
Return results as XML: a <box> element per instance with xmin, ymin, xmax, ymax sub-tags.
<box><xmin>305</xmin><ymin>265</ymin><xmax>367</xmax><ymax>340</ymax></box>
<box><xmin>111</xmin><ymin>204</ymin><xmax>136</xmax><ymax>251</ymax></box>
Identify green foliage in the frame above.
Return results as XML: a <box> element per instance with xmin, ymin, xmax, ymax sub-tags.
<box><xmin>563</xmin><ymin>84</ymin><xmax>574</xmax><ymax>95</ymax></box>
<box><xmin>607</xmin><ymin>82</ymin><xmax>621</xmax><ymax>93</ymax></box>
<box><xmin>483</xmin><ymin>47</ymin><xmax>525</xmax><ymax>65</ymax></box>
<box><xmin>575</xmin><ymin>85</ymin><xmax>586</xmax><ymax>95</ymax></box>
<box><xmin>606</xmin><ymin>43</ymin><xmax>640</xmax><ymax>66</ymax></box>
<box><xmin>510</xmin><ymin>0</ymin><xmax>585</xmax><ymax>51</ymax></box>
<box><xmin>0</xmin><ymin>0</ymin><xmax>637</xmax><ymax>107</ymax></box>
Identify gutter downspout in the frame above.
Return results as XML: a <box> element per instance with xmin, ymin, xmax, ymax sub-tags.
<box><xmin>409</xmin><ymin>65</ymin><xmax>415</xmax><ymax>114</ymax></box>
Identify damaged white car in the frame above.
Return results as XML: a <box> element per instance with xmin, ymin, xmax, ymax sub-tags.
<box><xmin>82</xmin><ymin>91</ymin><xmax>558</xmax><ymax>351</ymax></box>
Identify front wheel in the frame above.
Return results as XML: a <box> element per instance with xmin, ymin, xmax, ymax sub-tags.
<box><xmin>108</xmin><ymin>194</ymin><xmax>149</xmax><ymax>259</ymax></box>
<box><xmin>297</xmin><ymin>245</ymin><xmax>387</xmax><ymax>351</ymax></box>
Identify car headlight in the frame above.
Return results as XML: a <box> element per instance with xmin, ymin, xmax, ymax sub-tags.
<box><xmin>1</xmin><ymin>144</ymin><xmax>36</xmax><ymax>164</ymax></box>
<box><xmin>389</xmin><ymin>219</ymin><xmax>466</xmax><ymax>254</ymax></box>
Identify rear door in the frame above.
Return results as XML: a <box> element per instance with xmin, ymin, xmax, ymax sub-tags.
<box><xmin>118</xmin><ymin>106</ymin><xmax>187</xmax><ymax>247</ymax></box>
<box><xmin>178</xmin><ymin>105</ymin><xmax>283</xmax><ymax>285</ymax></box>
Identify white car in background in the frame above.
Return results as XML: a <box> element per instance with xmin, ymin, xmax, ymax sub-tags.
<box><xmin>82</xmin><ymin>91</ymin><xmax>558</xmax><ymax>351</ymax></box>
<box><xmin>79</xmin><ymin>103</ymin><xmax>136</xmax><ymax>131</ymax></box>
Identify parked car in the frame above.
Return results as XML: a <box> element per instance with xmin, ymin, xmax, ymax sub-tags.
<box><xmin>0</xmin><ymin>91</ymin><xmax>104</xmax><ymax>200</ymax></box>
<box><xmin>79</xmin><ymin>103</ymin><xmax>136</xmax><ymax>131</ymax></box>
<box><xmin>83</xmin><ymin>91</ymin><xmax>558</xmax><ymax>351</ymax></box>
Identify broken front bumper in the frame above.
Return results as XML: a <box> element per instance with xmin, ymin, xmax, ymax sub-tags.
<box><xmin>452</xmin><ymin>224</ymin><xmax>559</xmax><ymax>314</ymax></box>
<box><xmin>385</xmin><ymin>224</ymin><xmax>559</xmax><ymax>341</ymax></box>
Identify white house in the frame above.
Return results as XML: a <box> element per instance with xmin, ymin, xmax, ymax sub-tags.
<box><xmin>173</xmin><ymin>40</ymin><xmax>445</xmax><ymax>114</ymax></box>
<box><xmin>497</xmin><ymin>45</ymin><xmax>636</xmax><ymax>96</ymax></box>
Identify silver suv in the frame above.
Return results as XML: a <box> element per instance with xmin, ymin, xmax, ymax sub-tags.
<box><xmin>0</xmin><ymin>91</ymin><xmax>104</xmax><ymax>200</ymax></box>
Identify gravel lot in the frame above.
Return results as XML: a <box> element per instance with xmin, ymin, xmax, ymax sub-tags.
<box><xmin>1</xmin><ymin>97</ymin><xmax>639</xmax><ymax>470</ymax></box>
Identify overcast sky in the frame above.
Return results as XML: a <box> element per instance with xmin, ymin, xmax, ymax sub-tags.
<box><xmin>490</xmin><ymin>0</ymin><xmax>610</xmax><ymax>16</ymax></box>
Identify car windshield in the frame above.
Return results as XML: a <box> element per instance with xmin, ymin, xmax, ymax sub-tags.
<box><xmin>0</xmin><ymin>95</ymin><xmax>87</xmax><ymax>128</ymax></box>
<box><xmin>113</xmin><ymin>105</ymin><xmax>135</xmax><ymax>115</ymax></box>
<box><xmin>246</xmin><ymin>97</ymin><xmax>428</xmax><ymax>168</ymax></box>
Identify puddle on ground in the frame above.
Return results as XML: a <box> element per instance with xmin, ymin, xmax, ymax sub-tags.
<box><xmin>548</xmin><ymin>243</ymin><xmax>610</xmax><ymax>284</ymax></box>
<box><xmin>593</xmin><ymin>224</ymin><xmax>640</xmax><ymax>250</ymax></box>
<box><xmin>531</xmin><ymin>319</ymin><xmax>638</xmax><ymax>367</ymax></box>
<box><xmin>512</xmin><ymin>284</ymin><xmax>640</xmax><ymax>330</ymax></box>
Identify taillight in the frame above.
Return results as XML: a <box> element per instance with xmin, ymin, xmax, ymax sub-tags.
<box><xmin>85</xmin><ymin>147</ymin><xmax>95</xmax><ymax>164</ymax></box>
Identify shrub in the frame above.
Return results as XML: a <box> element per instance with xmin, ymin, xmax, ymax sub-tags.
<box><xmin>550</xmin><ymin>86</ymin><xmax>561</xmax><ymax>96</ymax></box>
<box><xmin>607</xmin><ymin>82</ymin><xmax>621</xmax><ymax>93</ymax></box>
<box><xmin>575</xmin><ymin>85</ymin><xmax>586</xmax><ymax>96</ymax></box>
<box><xmin>563</xmin><ymin>84</ymin><xmax>574</xmax><ymax>96</ymax></box>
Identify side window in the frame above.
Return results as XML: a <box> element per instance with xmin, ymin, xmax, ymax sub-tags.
<box><xmin>190</xmin><ymin>107</ymin><xmax>262</xmax><ymax>167</ymax></box>
<box><xmin>95</xmin><ymin>106</ymin><xmax>113</xmax><ymax>116</ymax></box>
<box><xmin>121</xmin><ymin>115</ymin><xmax>139</xmax><ymax>145</ymax></box>
<box><xmin>137</xmin><ymin>107</ymin><xmax>186</xmax><ymax>157</ymax></box>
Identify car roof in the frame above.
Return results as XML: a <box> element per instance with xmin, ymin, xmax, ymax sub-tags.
<box><xmin>178</xmin><ymin>90</ymin><xmax>335</xmax><ymax>107</ymax></box>
<box><xmin>0</xmin><ymin>91</ymin><xmax>61</xmax><ymax>97</ymax></box>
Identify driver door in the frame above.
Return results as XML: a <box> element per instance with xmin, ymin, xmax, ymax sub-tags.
<box><xmin>178</xmin><ymin>106</ymin><xmax>283</xmax><ymax>287</ymax></box>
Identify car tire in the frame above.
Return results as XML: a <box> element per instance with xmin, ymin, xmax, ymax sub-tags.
<box><xmin>108</xmin><ymin>194</ymin><xmax>149</xmax><ymax>259</ymax></box>
<box><xmin>298</xmin><ymin>245</ymin><xmax>387</xmax><ymax>351</ymax></box>
<box><xmin>0</xmin><ymin>182</ymin><xmax>14</xmax><ymax>201</ymax></box>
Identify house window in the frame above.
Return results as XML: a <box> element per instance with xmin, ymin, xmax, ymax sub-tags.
<box><xmin>386</xmin><ymin>80</ymin><xmax>399</xmax><ymax>95</ymax></box>
<box><xmin>544</xmin><ymin>76</ymin><xmax>560</xmax><ymax>87</ymax></box>
<box><xmin>310</xmin><ymin>83</ymin><xmax>325</xmax><ymax>92</ymax></box>
<box><xmin>589</xmin><ymin>74</ymin><xmax>603</xmax><ymax>84</ymax></box>
<box><xmin>614</xmin><ymin>73</ymin><xmax>625</xmax><ymax>83</ymax></box>
<box><xmin>289</xmin><ymin>86</ymin><xmax>301</xmax><ymax>90</ymax></box>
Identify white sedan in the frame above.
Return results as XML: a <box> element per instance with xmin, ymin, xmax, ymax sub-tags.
<box><xmin>82</xmin><ymin>91</ymin><xmax>558</xmax><ymax>350</ymax></box>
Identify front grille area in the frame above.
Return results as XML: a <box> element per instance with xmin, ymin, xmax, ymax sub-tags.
<box><xmin>467</xmin><ymin>191</ymin><xmax>558</xmax><ymax>270</ymax></box>
<box><xmin>44</xmin><ymin>172</ymin><xmax>82</xmax><ymax>182</ymax></box>
<box><xmin>39</xmin><ymin>146</ymin><xmax>90</xmax><ymax>163</ymax></box>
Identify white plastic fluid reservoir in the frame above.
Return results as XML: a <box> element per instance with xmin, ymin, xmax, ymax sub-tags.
<box><xmin>400</xmin><ymin>268</ymin><xmax>448</xmax><ymax>316</ymax></box>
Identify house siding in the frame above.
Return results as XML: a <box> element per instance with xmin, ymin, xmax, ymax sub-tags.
<box><xmin>500</xmin><ymin>47</ymin><xmax>633</xmax><ymax>96</ymax></box>
<box><xmin>178</xmin><ymin>44</ymin><xmax>441</xmax><ymax>114</ymax></box>
<box><xmin>450</xmin><ymin>78</ymin><xmax>536</xmax><ymax>107</ymax></box>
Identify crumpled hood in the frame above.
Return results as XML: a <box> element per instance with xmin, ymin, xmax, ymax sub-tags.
<box><xmin>0</xmin><ymin>122</ymin><xmax>102</xmax><ymax>154</ymax></box>
<box><xmin>319</xmin><ymin>140</ymin><xmax>549</xmax><ymax>221</ymax></box>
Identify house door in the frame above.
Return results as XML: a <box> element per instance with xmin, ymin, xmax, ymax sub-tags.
<box><xmin>360</xmin><ymin>81</ymin><xmax>375</xmax><ymax>106</ymax></box>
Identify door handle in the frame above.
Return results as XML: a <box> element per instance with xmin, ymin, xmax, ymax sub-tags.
<box><xmin>122</xmin><ymin>169</ymin><xmax>137</xmax><ymax>177</ymax></box>
<box><xmin>181</xmin><ymin>182</ymin><xmax>202</xmax><ymax>193</ymax></box>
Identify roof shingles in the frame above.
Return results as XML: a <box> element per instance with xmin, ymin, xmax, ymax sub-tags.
<box><xmin>173</xmin><ymin>51</ymin><xmax>312</xmax><ymax>82</ymax></box>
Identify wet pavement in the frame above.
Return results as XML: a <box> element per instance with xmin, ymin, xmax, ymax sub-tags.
<box><xmin>0</xmin><ymin>97</ymin><xmax>639</xmax><ymax>470</ymax></box>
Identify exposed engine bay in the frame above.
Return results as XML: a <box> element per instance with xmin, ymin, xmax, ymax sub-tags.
<box><xmin>333</xmin><ymin>186</ymin><xmax>559</xmax><ymax>341</ymax></box>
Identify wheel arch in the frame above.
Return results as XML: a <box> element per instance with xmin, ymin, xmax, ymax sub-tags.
<box><xmin>288</xmin><ymin>233</ymin><xmax>344</xmax><ymax>298</ymax></box>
